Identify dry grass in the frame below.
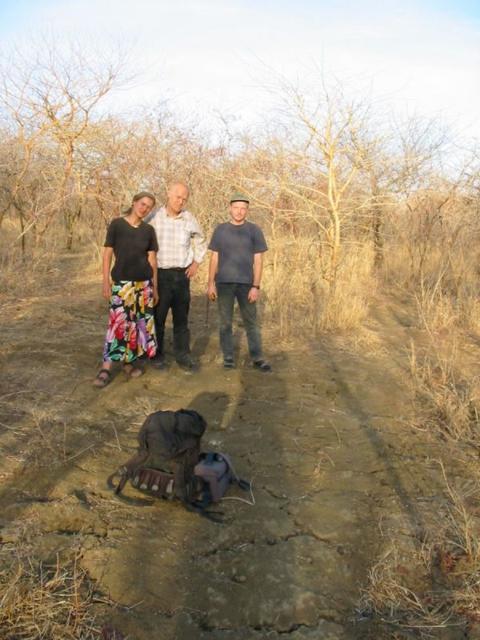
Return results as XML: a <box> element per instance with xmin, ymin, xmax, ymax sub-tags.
<box><xmin>260</xmin><ymin>238</ymin><xmax>376</xmax><ymax>337</ymax></box>
<box><xmin>409</xmin><ymin>339</ymin><xmax>480</xmax><ymax>447</ymax></box>
<box><xmin>317</xmin><ymin>243</ymin><xmax>375</xmax><ymax>332</ymax></box>
<box><xmin>360</xmin><ymin>465</ymin><xmax>480</xmax><ymax>637</ymax></box>
<box><xmin>413</xmin><ymin>274</ymin><xmax>480</xmax><ymax>338</ymax></box>
<box><xmin>415</xmin><ymin>284</ymin><xmax>460</xmax><ymax>335</ymax></box>
<box><xmin>361</xmin><ymin>544</ymin><xmax>450</xmax><ymax>632</ymax></box>
<box><xmin>362</xmin><ymin>244</ymin><xmax>480</xmax><ymax>636</ymax></box>
<box><xmin>0</xmin><ymin>552</ymin><xmax>99</xmax><ymax>639</ymax></box>
<box><xmin>385</xmin><ymin>238</ymin><xmax>480</xmax><ymax>337</ymax></box>
<box><xmin>0</xmin><ymin>220</ymin><xmax>62</xmax><ymax>304</ymax></box>
<box><xmin>459</xmin><ymin>295</ymin><xmax>480</xmax><ymax>335</ymax></box>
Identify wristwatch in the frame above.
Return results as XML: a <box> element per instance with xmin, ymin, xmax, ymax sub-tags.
<box><xmin>252</xmin><ymin>285</ymin><xmax>260</xmax><ymax>289</ymax></box>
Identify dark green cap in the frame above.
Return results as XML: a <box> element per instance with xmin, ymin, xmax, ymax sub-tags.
<box><xmin>230</xmin><ymin>192</ymin><xmax>249</xmax><ymax>204</ymax></box>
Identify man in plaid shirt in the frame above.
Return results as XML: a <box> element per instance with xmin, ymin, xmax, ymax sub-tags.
<box><xmin>148</xmin><ymin>182</ymin><xmax>207</xmax><ymax>371</ymax></box>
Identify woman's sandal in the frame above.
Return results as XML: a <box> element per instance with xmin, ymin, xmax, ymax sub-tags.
<box><xmin>123</xmin><ymin>364</ymin><xmax>144</xmax><ymax>379</ymax></box>
<box><xmin>93</xmin><ymin>368</ymin><xmax>112</xmax><ymax>388</ymax></box>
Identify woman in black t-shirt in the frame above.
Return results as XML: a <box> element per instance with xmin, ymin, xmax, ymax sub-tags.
<box><xmin>94</xmin><ymin>191</ymin><xmax>159</xmax><ymax>387</ymax></box>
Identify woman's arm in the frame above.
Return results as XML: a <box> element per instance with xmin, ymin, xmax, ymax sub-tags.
<box><xmin>102</xmin><ymin>247</ymin><xmax>114</xmax><ymax>299</ymax></box>
<box><xmin>148</xmin><ymin>251</ymin><xmax>159</xmax><ymax>305</ymax></box>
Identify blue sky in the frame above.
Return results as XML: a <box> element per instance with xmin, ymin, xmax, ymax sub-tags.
<box><xmin>0</xmin><ymin>0</ymin><xmax>479</xmax><ymax>138</ymax></box>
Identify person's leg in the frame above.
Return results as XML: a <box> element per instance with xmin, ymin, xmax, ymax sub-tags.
<box><xmin>137</xmin><ymin>279</ymin><xmax>157</xmax><ymax>360</ymax></box>
<box><xmin>122</xmin><ymin>280</ymin><xmax>155</xmax><ymax>377</ymax></box>
<box><xmin>217</xmin><ymin>283</ymin><xmax>236</xmax><ymax>363</ymax></box>
<box><xmin>94</xmin><ymin>281</ymin><xmax>124</xmax><ymax>386</ymax></box>
<box><xmin>171</xmin><ymin>272</ymin><xmax>191</xmax><ymax>363</ymax></box>
<box><xmin>94</xmin><ymin>339</ymin><xmax>113</xmax><ymax>386</ymax></box>
<box><xmin>236</xmin><ymin>284</ymin><xmax>263</xmax><ymax>362</ymax></box>
<box><xmin>102</xmin><ymin>281</ymin><xmax>129</xmax><ymax>363</ymax></box>
<box><xmin>124</xmin><ymin>281</ymin><xmax>141</xmax><ymax>365</ymax></box>
<box><xmin>112</xmin><ymin>281</ymin><xmax>144</xmax><ymax>378</ymax></box>
<box><xmin>153</xmin><ymin>269</ymin><xmax>173</xmax><ymax>361</ymax></box>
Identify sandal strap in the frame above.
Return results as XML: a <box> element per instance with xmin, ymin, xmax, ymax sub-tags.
<box><xmin>96</xmin><ymin>368</ymin><xmax>112</xmax><ymax>379</ymax></box>
<box><xmin>123</xmin><ymin>364</ymin><xmax>143</xmax><ymax>378</ymax></box>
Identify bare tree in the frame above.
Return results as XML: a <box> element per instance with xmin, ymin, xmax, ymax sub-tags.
<box><xmin>0</xmin><ymin>36</ymin><xmax>131</xmax><ymax>249</ymax></box>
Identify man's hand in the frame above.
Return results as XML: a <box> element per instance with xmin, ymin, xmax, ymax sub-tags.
<box><xmin>248</xmin><ymin>287</ymin><xmax>260</xmax><ymax>303</ymax></box>
<box><xmin>153</xmin><ymin>288</ymin><xmax>159</xmax><ymax>306</ymax></box>
<box><xmin>185</xmin><ymin>261</ymin><xmax>199</xmax><ymax>279</ymax></box>
<box><xmin>207</xmin><ymin>283</ymin><xmax>217</xmax><ymax>301</ymax></box>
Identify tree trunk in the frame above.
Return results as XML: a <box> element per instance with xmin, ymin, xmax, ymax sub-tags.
<box><xmin>17</xmin><ymin>207</ymin><xmax>26</xmax><ymax>258</ymax></box>
<box><xmin>65</xmin><ymin>204</ymin><xmax>82</xmax><ymax>251</ymax></box>
<box><xmin>373</xmin><ymin>205</ymin><xmax>384</xmax><ymax>268</ymax></box>
<box><xmin>370</xmin><ymin>173</ymin><xmax>384</xmax><ymax>268</ymax></box>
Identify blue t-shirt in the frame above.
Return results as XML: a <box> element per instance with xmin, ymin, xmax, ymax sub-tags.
<box><xmin>208</xmin><ymin>221</ymin><xmax>268</xmax><ymax>284</ymax></box>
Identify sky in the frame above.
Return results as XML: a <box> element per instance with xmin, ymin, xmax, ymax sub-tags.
<box><xmin>0</xmin><ymin>0</ymin><xmax>479</xmax><ymax>139</ymax></box>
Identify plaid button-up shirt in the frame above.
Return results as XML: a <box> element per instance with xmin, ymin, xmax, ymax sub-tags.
<box><xmin>148</xmin><ymin>206</ymin><xmax>207</xmax><ymax>269</ymax></box>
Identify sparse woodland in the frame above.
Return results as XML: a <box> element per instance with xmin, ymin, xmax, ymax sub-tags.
<box><xmin>2</xmin><ymin>41</ymin><xmax>480</xmax><ymax>639</ymax></box>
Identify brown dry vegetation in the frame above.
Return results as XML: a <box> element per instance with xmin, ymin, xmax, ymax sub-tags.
<box><xmin>2</xmin><ymin>40</ymin><xmax>480</xmax><ymax>639</ymax></box>
<box><xmin>0</xmin><ymin>549</ymin><xmax>97</xmax><ymax>639</ymax></box>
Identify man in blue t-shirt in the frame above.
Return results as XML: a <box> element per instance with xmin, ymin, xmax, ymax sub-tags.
<box><xmin>207</xmin><ymin>193</ymin><xmax>271</xmax><ymax>371</ymax></box>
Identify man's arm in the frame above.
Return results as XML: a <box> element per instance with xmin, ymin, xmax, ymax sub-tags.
<box><xmin>248</xmin><ymin>252</ymin><xmax>263</xmax><ymax>303</ymax></box>
<box><xmin>186</xmin><ymin>215</ymin><xmax>207</xmax><ymax>278</ymax></box>
<box><xmin>207</xmin><ymin>251</ymin><xmax>219</xmax><ymax>300</ymax></box>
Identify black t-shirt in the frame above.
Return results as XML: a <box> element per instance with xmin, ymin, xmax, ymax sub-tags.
<box><xmin>104</xmin><ymin>217</ymin><xmax>158</xmax><ymax>281</ymax></box>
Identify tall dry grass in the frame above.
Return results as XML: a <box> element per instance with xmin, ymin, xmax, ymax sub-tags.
<box><xmin>0</xmin><ymin>219</ymin><xmax>57</xmax><ymax>300</ymax></box>
<box><xmin>316</xmin><ymin>242</ymin><xmax>376</xmax><ymax>332</ymax></box>
<box><xmin>383</xmin><ymin>192</ymin><xmax>480</xmax><ymax>337</ymax></box>
<box><xmin>409</xmin><ymin>339</ymin><xmax>480</xmax><ymax>447</ymax></box>
<box><xmin>360</xmin><ymin>465</ymin><xmax>480</xmax><ymax>638</ymax></box>
<box><xmin>401</xmin><ymin>233</ymin><xmax>480</xmax><ymax>449</ymax></box>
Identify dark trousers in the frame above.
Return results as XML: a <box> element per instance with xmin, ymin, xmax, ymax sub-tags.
<box><xmin>154</xmin><ymin>269</ymin><xmax>190</xmax><ymax>360</ymax></box>
<box><xmin>217</xmin><ymin>283</ymin><xmax>263</xmax><ymax>361</ymax></box>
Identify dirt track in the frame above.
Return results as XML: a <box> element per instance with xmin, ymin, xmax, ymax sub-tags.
<box><xmin>0</xmin><ymin>252</ymin><xmax>465</xmax><ymax>639</ymax></box>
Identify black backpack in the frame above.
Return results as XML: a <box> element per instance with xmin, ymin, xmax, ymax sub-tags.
<box><xmin>110</xmin><ymin>409</ymin><xmax>206</xmax><ymax>506</ymax></box>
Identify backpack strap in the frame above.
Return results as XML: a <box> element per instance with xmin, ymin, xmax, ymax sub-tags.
<box><xmin>110</xmin><ymin>450</ymin><xmax>150</xmax><ymax>495</ymax></box>
<box><xmin>213</xmin><ymin>452</ymin><xmax>251</xmax><ymax>491</ymax></box>
<box><xmin>205</xmin><ymin>452</ymin><xmax>216</xmax><ymax>465</ymax></box>
<box><xmin>185</xmin><ymin>500</ymin><xmax>224</xmax><ymax>523</ymax></box>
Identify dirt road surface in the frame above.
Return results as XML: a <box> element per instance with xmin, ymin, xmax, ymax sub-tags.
<box><xmin>0</xmin><ymin>253</ymin><xmax>464</xmax><ymax>639</ymax></box>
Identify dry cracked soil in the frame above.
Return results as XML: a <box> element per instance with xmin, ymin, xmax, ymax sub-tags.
<box><xmin>0</xmin><ymin>252</ymin><xmax>470</xmax><ymax>639</ymax></box>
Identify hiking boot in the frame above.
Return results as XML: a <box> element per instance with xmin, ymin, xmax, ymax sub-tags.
<box><xmin>223</xmin><ymin>357</ymin><xmax>235</xmax><ymax>369</ymax></box>
<box><xmin>253</xmin><ymin>359</ymin><xmax>272</xmax><ymax>372</ymax></box>
<box><xmin>176</xmin><ymin>356</ymin><xmax>199</xmax><ymax>372</ymax></box>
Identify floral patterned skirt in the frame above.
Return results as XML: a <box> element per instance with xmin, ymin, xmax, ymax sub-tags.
<box><xmin>103</xmin><ymin>280</ymin><xmax>157</xmax><ymax>363</ymax></box>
